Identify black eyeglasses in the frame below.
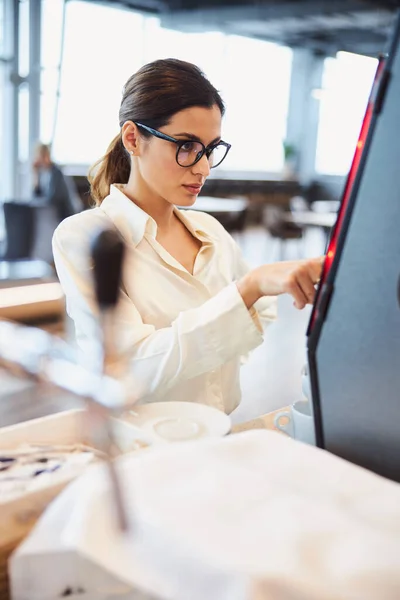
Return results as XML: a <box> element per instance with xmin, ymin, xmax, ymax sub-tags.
<box><xmin>135</xmin><ymin>122</ymin><xmax>231</xmax><ymax>168</ymax></box>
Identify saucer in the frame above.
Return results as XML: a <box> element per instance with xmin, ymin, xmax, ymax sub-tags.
<box><xmin>123</xmin><ymin>402</ymin><xmax>231</xmax><ymax>444</ymax></box>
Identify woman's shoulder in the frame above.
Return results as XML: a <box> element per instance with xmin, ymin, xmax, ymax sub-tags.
<box><xmin>52</xmin><ymin>207</ymin><xmax>112</xmax><ymax>266</ymax></box>
<box><xmin>54</xmin><ymin>207</ymin><xmax>109</xmax><ymax>241</ymax></box>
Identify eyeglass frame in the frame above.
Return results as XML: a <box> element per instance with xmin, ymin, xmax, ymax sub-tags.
<box><xmin>134</xmin><ymin>122</ymin><xmax>231</xmax><ymax>168</ymax></box>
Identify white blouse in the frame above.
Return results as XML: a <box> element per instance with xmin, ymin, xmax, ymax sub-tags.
<box><xmin>52</xmin><ymin>184</ymin><xmax>277</xmax><ymax>413</ymax></box>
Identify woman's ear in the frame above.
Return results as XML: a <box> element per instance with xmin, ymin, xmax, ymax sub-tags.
<box><xmin>121</xmin><ymin>121</ymin><xmax>141</xmax><ymax>156</ymax></box>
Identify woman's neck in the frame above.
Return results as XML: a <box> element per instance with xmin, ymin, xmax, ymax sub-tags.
<box><xmin>123</xmin><ymin>175</ymin><xmax>175</xmax><ymax>232</ymax></box>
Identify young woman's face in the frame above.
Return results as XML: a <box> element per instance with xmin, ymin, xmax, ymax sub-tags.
<box><xmin>137</xmin><ymin>104</ymin><xmax>222</xmax><ymax>206</ymax></box>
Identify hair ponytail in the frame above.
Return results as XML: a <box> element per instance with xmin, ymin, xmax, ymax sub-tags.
<box><xmin>88</xmin><ymin>133</ymin><xmax>130</xmax><ymax>206</ymax></box>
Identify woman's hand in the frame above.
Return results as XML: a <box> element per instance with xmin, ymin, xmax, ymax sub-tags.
<box><xmin>237</xmin><ymin>257</ymin><xmax>324</xmax><ymax>310</ymax></box>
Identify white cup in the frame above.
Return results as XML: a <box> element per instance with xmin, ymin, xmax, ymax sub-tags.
<box><xmin>274</xmin><ymin>400</ymin><xmax>316</xmax><ymax>446</ymax></box>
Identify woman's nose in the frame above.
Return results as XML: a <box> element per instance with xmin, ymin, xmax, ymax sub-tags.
<box><xmin>192</xmin><ymin>153</ymin><xmax>211</xmax><ymax>178</ymax></box>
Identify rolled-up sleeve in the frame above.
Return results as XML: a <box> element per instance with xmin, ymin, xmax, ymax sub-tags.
<box><xmin>223</xmin><ymin>229</ymin><xmax>278</xmax><ymax>330</ymax></box>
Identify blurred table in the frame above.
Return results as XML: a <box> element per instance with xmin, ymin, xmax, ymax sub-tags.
<box><xmin>283</xmin><ymin>211</ymin><xmax>337</xmax><ymax>229</ymax></box>
<box><xmin>180</xmin><ymin>196</ymin><xmax>249</xmax><ymax>233</ymax></box>
<box><xmin>202</xmin><ymin>173</ymin><xmax>302</xmax><ymax>200</ymax></box>
<box><xmin>0</xmin><ymin>260</ymin><xmax>54</xmax><ymax>287</ymax></box>
<box><xmin>311</xmin><ymin>200</ymin><xmax>340</xmax><ymax>213</ymax></box>
<box><xmin>188</xmin><ymin>196</ymin><xmax>248</xmax><ymax>213</ymax></box>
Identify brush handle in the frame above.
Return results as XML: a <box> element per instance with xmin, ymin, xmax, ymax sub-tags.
<box><xmin>91</xmin><ymin>229</ymin><xmax>125</xmax><ymax>309</ymax></box>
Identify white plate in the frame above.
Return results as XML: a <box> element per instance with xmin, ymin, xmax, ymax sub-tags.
<box><xmin>122</xmin><ymin>402</ymin><xmax>231</xmax><ymax>444</ymax></box>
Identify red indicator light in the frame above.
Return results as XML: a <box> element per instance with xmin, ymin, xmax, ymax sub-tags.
<box><xmin>308</xmin><ymin>58</ymin><xmax>385</xmax><ymax>333</ymax></box>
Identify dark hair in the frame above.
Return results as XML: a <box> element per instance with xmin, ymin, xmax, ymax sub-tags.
<box><xmin>88</xmin><ymin>58</ymin><xmax>225</xmax><ymax>205</ymax></box>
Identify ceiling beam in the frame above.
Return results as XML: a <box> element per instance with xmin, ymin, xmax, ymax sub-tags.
<box><xmin>358</xmin><ymin>0</ymin><xmax>400</xmax><ymax>7</ymax></box>
<box><xmin>160</xmin><ymin>0</ymin><xmax>380</xmax><ymax>28</ymax></box>
<box><xmin>240</xmin><ymin>30</ymin><xmax>386</xmax><ymax>57</ymax></box>
<box><xmin>83</xmin><ymin>0</ymin><xmax>165</xmax><ymax>13</ymax></box>
<box><xmin>159</xmin><ymin>0</ymin><xmax>395</xmax><ymax>56</ymax></box>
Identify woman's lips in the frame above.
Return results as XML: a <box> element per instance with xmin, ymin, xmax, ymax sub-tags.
<box><xmin>183</xmin><ymin>184</ymin><xmax>202</xmax><ymax>195</ymax></box>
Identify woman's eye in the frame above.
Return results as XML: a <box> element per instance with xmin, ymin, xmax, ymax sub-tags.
<box><xmin>181</xmin><ymin>141</ymin><xmax>196</xmax><ymax>152</ymax></box>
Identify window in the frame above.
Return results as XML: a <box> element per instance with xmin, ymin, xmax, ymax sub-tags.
<box><xmin>40</xmin><ymin>0</ymin><xmax>65</xmax><ymax>145</ymax></box>
<box><xmin>0</xmin><ymin>0</ymin><xmax>5</xmax><ymax>204</ymax></box>
<box><xmin>0</xmin><ymin>0</ymin><xmax>4</xmax><ymax>55</ymax></box>
<box><xmin>221</xmin><ymin>35</ymin><xmax>292</xmax><ymax>172</ymax></box>
<box><xmin>41</xmin><ymin>1</ymin><xmax>292</xmax><ymax>173</ymax></box>
<box><xmin>0</xmin><ymin>0</ymin><xmax>4</xmax><ymax>135</ymax></box>
<box><xmin>315</xmin><ymin>51</ymin><xmax>378</xmax><ymax>176</ymax></box>
<box><xmin>45</xmin><ymin>1</ymin><xmax>145</xmax><ymax>164</ymax></box>
<box><xmin>18</xmin><ymin>0</ymin><xmax>29</xmax><ymax>163</ymax></box>
<box><xmin>143</xmin><ymin>17</ymin><xmax>226</xmax><ymax>92</ymax></box>
<box><xmin>0</xmin><ymin>67</ymin><xmax>3</xmax><ymax>153</ymax></box>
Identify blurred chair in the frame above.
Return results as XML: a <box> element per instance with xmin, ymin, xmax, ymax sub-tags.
<box><xmin>1</xmin><ymin>202</ymin><xmax>36</xmax><ymax>260</ymax></box>
<box><xmin>264</xmin><ymin>206</ymin><xmax>304</xmax><ymax>261</ymax></box>
<box><xmin>213</xmin><ymin>207</ymin><xmax>248</xmax><ymax>234</ymax></box>
<box><xmin>0</xmin><ymin>202</ymin><xmax>54</xmax><ymax>284</ymax></box>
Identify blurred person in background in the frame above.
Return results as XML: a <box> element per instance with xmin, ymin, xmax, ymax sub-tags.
<box><xmin>52</xmin><ymin>59</ymin><xmax>323</xmax><ymax>412</ymax></box>
<box><xmin>33</xmin><ymin>143</ymin><xmax>81</xmax><ymax>222</ymax></box>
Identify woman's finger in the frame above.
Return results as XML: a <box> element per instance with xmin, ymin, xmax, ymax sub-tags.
<box><xmin>296</xmin><ymin>268</ymin><xmax>317</xmax><ymax>305</ymax></box>
<box><xmin>285</xmin><ymin>275</ymin><xmax>308</xmax><ymax>309</ymax></box>
<box><xmin>308</xmin><ymin>256</ymin><xmax>324</xmax><ymax>283</ymax></box>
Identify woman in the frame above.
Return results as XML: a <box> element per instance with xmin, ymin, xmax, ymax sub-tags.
<box><xmin>32</xmin><ymin>142</ymin><xmax>80</xmax><ymax>221</ymax></box>
<box><xmin>53</xmin><ymin>58</ymin><xmax>323</xmax><ymax>413</ymax></box>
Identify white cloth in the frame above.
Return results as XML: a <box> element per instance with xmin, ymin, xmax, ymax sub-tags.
<box><xmin>11</xmin><ymin>430</ymin><xmax>400</xmax><ymax>600</ymax></box>
<box><xmin>52</xmin><ymin>184</ymin><xmax>277</xmax><ymax>412</ymax></box>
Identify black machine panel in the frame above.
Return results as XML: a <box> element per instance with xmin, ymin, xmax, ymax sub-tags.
<box><xmin>307</xmin><ymin>12</ymin><xmax>400</xmax><ymax>483</ymax></box>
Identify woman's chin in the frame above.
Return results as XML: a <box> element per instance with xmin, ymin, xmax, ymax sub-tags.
<box><xmin>177</xmin><ymin>194</ymin><xmax>198</xmax><ymax>207</ymax></box>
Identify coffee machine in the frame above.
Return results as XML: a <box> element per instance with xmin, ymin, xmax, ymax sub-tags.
<box><xmin>307</xmin><ymin>12</ymin><xmax>400</xmax><ymax>483</ymax></box>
